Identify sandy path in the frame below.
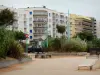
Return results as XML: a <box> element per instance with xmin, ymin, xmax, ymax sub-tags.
<box><xmin>0</xmin><ymin>57</ymin><xmax>100</xmax><ymax>75</ymax></box>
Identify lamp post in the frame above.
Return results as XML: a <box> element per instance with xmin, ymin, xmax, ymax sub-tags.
<box><xmin>67</xmin><ymin>10</ymin><xmax>70</xmax><ymax>40</ymax></box>
<box><xmin>46</xmin><ymin>25</ymin><xmax>48</xmax><ymax>48</ymax></box>
<box><xmin>25</xmin><ymin>34</ymin><xmax>29</xmax><ymax>53</ymax></box>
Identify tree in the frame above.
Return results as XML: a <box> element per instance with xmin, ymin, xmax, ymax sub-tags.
<box><xmin>0</xmin><ymin>8</ymin><xmax>16</xmax><ymax>27</ymax></box>
<box><xmin>56</xmin><ymin>25</ymin><xmax>66</xmax><ymax>50</ymax></box>
<box><xmin>0</xmin><ymin>28</ymin><xmax>15</xmax><ymax>58</ymax></box>
<box><xmin>56</xmin><ymin>25</ymin><xmax>66</xmax><ymax>36</ymax></box>
<box><xmin>14</xmin><ymin>31</ymin><xmax>26</xmax><ymax>41</ymax></box>
<box><xmin>75</xmin><ymin>31</ymin><xmax>94</xmax><ymax>41</ymax></box>
<box><xmin>51</xmin><ymin>38</ymin><xmax>61</xmax><ymax>51</ymax></box>
<box><xmin>92</xmin><ymin>38</ymin><xmax>100</xmax><ymax>48</ymax></box>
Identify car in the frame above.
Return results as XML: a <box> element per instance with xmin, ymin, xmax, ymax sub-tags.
<box><xmin>28</xmin><ymin>46</ymin><xmax>44</xmax><ymax>53</ymax></box>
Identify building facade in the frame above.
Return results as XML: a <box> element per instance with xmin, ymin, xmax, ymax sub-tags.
<box><xmin>69</xmin><ymin>14</ymin><xmax>97</xmax><ymax>38</ymax></box>
<box><xmin>0</xmin><ymin>5</ymin><xmax>98</xmax><ymax>42</ymax></box>
<box><xmin>0</xmin><ymin>5</ymin><xmax>67</xmax><ymax>44</ymax></box>
<box><xmin>18</xmin><ymin>7</ymin><xmax>67</xmax><ymax>41</ymax></box>
<box><xmin>96</xmin><ymin>21</ymin><xmax>100</xmax><ymax>38</ymax></box>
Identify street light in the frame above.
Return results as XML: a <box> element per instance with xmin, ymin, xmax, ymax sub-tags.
<box><xmin>25</xmin><ymin>34</ymin><xmax>29</xmax><ymax>53</ymax></box>
<box><xmin>67</xmin><ymin>10</ymin><xmax>70</xmax><ymax>40</ymax></box>
<box><xmin>66</xmin><ymin>10</ymin><xmax>70</xmax><ymax>40</ymax></box>
<box><xmin>45</xmin><ymin>25</ymin><xmax>48</xmax><ymax>48</ymax></box>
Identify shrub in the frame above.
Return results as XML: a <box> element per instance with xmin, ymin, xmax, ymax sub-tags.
<box><xmin>51</xmin><ymin>38</ymin><xmax>61</xmax><ymax>51</ymax></box>
<box><xmin>63</xmin><ymin>38</ymin><xmax>87</xmax><ymax>52</ymax></box>
<box><xmin>0</xmin><ymin>28</ymin><xmax>15</xmax><ymax>58</ymax></box>
<box><xmin>92</xmin><ymin>39</ymin><xmax>100</xmax><ymax>48</ymax></box>
<box><xmin>7</xmin><ymin>41</ymin><xmax>24</xmax><ymax>59</ymax></box>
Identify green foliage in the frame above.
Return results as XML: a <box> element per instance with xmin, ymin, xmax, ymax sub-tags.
<box><xmin>14</xmin><ymin>31</ymin><xmax>26</xmax><ymax>40</ymax></box>
<box><xmin>63</xmin><ymin>38</ymin><xmax>87</xmax><ymax>52</ymax></box>
<box><xmin>47</xmin><ymin>37</ymin><xmax>87</xmax><ymax>52</ymax></box>
<box><xmin>87</xmin><ymin>41</ymin><xmax>93</xmax><ymax>49</ymax></box>
<box><xmin>7</xmin><ymin>41</ymin><xmax>24</xmax><ymax>59</ymax></box>
<box><xmin>0</xmin><ymin>29</ymin><xmax>24</xmax><ymax>59</ymax></box>
<box><xmin>75</xmin><ymin>31</ymin><xmax>94</xmax><ymax>41</ymax></box>
<box><xmin>56</xmin><ymin>25</ymin><xmax>66</xmax><ymax>35</ymax></box>
<box><xmin>92</xmin><ymin>39</ymin><xmax>100</xmax><ymax>48</ymax></box>
<box><xmin>87</xmin><ymin>38</ymin><xmax>100</xmax><ymax>48</ymax></box>
<box><xmin>0</xmin><ymin>8</ymin><xmax>16</xmax><ymax>27</ymax></box>
<box><xmin>0</xmin><ymin>28</ymin><xmax>15</xmax><ymax>58</ymax></box>
<box><xmin>51</xmin><ymin>38</ymin><xmax>61</xmax><ymax>51</ymax></box>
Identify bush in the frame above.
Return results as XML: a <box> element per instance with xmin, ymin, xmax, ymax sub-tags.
<box><xmin>63</xmin><ymin>38</ymin><xmax>87</xmax><ymax>52</ymax></box>
<box><xmin>7</xmin><ymin>41</ymin><xmax>24</xmax><ymax>59</ymax></box>
<box><xmin>0</xmin><ymin>28</ymin><xmax>15</xmax><ymax>58</ymax></box>
<box><xmin>92</xmin><ymin>39</ymin><xmax>100</xmax><ymax>48</ymax></box>
<box><xmin>51</xmin><ymin>38</ymin><xmax>61</xmax><ymax>51</ymax></box>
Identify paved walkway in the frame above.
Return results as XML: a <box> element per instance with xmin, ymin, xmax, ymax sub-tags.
<box><xmin>0</xmin><ymin>57</ymin><xmax>100</xmax><ymax>75</ymax></box>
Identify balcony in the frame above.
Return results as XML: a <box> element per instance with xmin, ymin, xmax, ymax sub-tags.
<box><xmin>82</xmin><ymin>22</ymin><xmax>92</xmax><ymax>26</ymax></box>
<box><xmin>83</xmin><ymin>28</ymin><xmax>92</xmax><ymax>31</ymax></box>
<box><xmin>33</xmin><ymin>20</ymin><xmax>48</xmax><ymax>24</ymax></box>
<box><xmin>33</xmin><ymin>26</ymin><xmax>47</xmax><ymax>28</ymax></box>
<box><xmin>94</xmin><ymin>23</ymin><xmax>96</xmax><ymax>24</ymax></box>
<box><xmin>33</xmin><ymin>32</ymin><xmax>46</xmax><ymax>34</ymax></box>
<box><xmin>33</xmin><ymin>12</ymin><xmax>48</xmax><ymax>16</ymax></box>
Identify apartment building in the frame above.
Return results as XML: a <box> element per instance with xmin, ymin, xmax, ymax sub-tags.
<box><xmin>18</xmin><ymin>6</ymin><xmax>67</xmax><ymax>41</ymax></box>
<box><xmin>96</xmin><ymin>21</ymin><xmax>100</xmax><ymax>38</ymax></box>
<box><xmin>69</xmin><ymin>14</ymin><xmax>97</xmax><ymax>37</ymax></box>
<box><xmin>0</xmin><ymin>5</ymin><xmax>67</xmax><ymax>44</ymax></box>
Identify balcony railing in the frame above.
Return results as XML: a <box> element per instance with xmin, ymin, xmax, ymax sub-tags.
<box><xmin>33</xmin><ymin>26</ymin><xmax>47</xmax><ymax>28</ymax></box>
<box><xmin>83</xmin><ymin>28</ymin><xmax>92</xmax><ymax>30</ymax></box>
<box><xmin>33</xmin><ymin>32</ymin><xmax>46</xmax><ymax>34</ymax></box>
<box><xmin>33</xmin><ymin>20</ymin><xmax>48</xmax><ymax>24</ymax></box>
<box><xmin>33</xmin><ymin>12</ymin><xmax>48</xmax><ymax>16</ymax></box>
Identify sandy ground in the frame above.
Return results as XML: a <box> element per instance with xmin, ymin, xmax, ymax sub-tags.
<box><xmin>0</xmin><ymin>56</ymin><xmax>100</xmax><ymax>75</ymax></box>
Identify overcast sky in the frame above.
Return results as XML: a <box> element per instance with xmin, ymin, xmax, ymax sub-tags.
<box><xmin>0</xmin><ymin>0</ymin><xmax>100</xmax><ymax>20</ymax></box>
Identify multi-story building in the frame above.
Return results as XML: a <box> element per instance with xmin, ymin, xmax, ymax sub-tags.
<box><xmin>0</xmin><ymin>5</ymin><xmax>67</xmax><ymax>44</ymax></box>
<box><xmin>69</xmin><ymin>14</ymin><xmax>97</xmax><ymax>38</ymax></box>
<box><xmin>0</xmin><ymin>5</ymin><xmax>98</xmax><ymax>42</ymax></box>
<box><xmin>18</xmin><ymin>6</ymin><xmax>67</xmax><ymax>41</ymax></box>
<box><xmin>96</xmin><ymin>21</ymin><xmax>100</xmax><ymax>38</ymax></box>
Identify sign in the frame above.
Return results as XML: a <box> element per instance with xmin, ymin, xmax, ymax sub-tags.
<box><xmin>25</xmin><ymin>34</ymin><xmax>29</xmax><ymax>38</ymax></box>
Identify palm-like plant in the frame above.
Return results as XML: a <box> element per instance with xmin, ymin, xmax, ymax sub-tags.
<box><xmin>56</xmin><ymin>25</ymin><xmax>66</xmax><ymax>36</ymax></box>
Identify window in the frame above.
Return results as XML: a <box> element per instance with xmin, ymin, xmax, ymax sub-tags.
<box><xmin>29</xmin><ymin>12</ymin><xmax>32</xmax><ymax>15</ymax></box>
<box><xmin>24</xmin><ymin>28</ymin><xmax>26</xmax><ymax>32</ymax></box>
<box><xmin>70</xmin><ymin>22</ymin><xmax>72</xmax><ymax>24</ymax></box>
<box><xmin>49</xmin><ymin>24</ymin><xmax>51</xmax><ymax>28</ymax></box>
<box><xmin>30</xmin><ymin>30</ymin><xmax>32</xmax><ymax>33</ymax></box>
<box><xmin>30</xmin><ymin>36</ymin><xmax>32</xmax><ymax>39</ymax></box>
<box><xmin>29</xmin><ymin>18</ymin><xmax>32</xmax><ymax>21</ymax></box>
<box><xmin>24</xmin><ymin>14</ymin><xmax>26</xmax><ymax>18</ymax></box>
<box><xmin>24</xmin><ymin>28</ymin><xmax>26</xmax><ymax>30</ymax></box>
<box><xmin>29</xmin><ymin>24</ymin><xmax>32</xmax><ymax>27</ymax></box>
<box><xmin>49</xmin><ymin>19</ymin><xmax>51</xmax><ymax>22</ymax></box>
<box><xmin>49</xmin><ymin>13</ymin><xmax>51</xmax><ymax>17</ymax></box>
<box><xmin>38</xmin><ymin>24</ymin><xmax>40</xmax><ymax>27</ymax></box>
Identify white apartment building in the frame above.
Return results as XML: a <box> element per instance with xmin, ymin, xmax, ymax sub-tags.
<box><xmin>96</xmin><ymin>21</ymin><xmax>100</xmax><ymax>38</ymax></box>
<box><xmin>18</xmin><ymin>6</ymin><xmax>67</xmax><ymax>41</ymax></box>
<box><xmin>0</xmin><ymin>5</ymin><xmax>67</xmax><ymax>43</ymax></box>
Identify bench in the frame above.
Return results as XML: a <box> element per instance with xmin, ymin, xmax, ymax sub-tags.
<box><xmin>78</xmin><ymin>59</ymin><xmax>98</xmax><ymax>70</ymax></box>
<box><xmin>35</xmin><ymin>53</ymin><xmax>52</xmax><ymax>58</ymax></box>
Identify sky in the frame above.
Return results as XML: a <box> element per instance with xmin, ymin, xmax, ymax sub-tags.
<box><xmin>0</xmin><ymin>0</ymin><xmax>100</xmax><ymax>20</ymax></box>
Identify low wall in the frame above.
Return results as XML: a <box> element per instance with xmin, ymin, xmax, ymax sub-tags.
<box><xmin>0</xmin><ymin>58</ymin><xmax>32</xmax><ymax>68</ymax></box>
<box><xmin>48</xmin><ymin>52</ymin><xmax>88</xmax><ymax>56</ymax></box>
